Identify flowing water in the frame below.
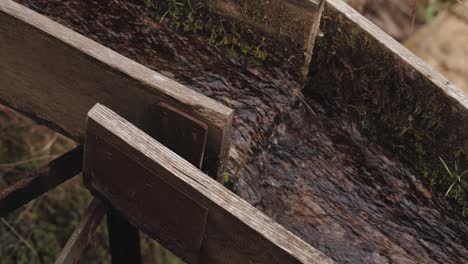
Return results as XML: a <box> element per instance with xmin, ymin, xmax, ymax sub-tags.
<box><xmin>14</xmin><ymin>0</ymin><xmax>468</xmax><ymax>263</ymax></box>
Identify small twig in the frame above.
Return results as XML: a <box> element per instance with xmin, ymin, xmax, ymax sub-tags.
<box><xmin>30</xmin><ymin>133</ymin><xmax>59</xmax><ymax>156</ymax></box>
<box><xmin>1</xmin><ymin>218</ymin><xmax>39</xmax><ymax>258</ymax></box>
<box><xmin>298</xmin><ymin>94</ymin><xmax>317</xmax><ymax>115</ymax></box>
<box><xmin>287</xmin><ymin>88</ymin><xmax>316</xmax><ymax>115</ymax></box>
<box><xmin>411</xmin><ymin>0</ymin><xmax>417</xmax><ymax>32</ymax></box>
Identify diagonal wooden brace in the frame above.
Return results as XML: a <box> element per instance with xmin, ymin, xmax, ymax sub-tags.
<box><xmin>0</xmin><ymin>146</ymin><xmax>83</xmax><ymax>218</ymax></box>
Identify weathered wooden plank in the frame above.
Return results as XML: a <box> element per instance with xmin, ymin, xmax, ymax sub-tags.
<box><xmin>106</xmin><ymin>102</ymin><xmax>208</xmax><ymax>264</ymax></box>
<box><xmin>322</xmin><ymin>0</ymin><xmax>467</xmax><ymax>108</ymax></box>
<box><xmin>0</xmin><ymin>0</ymin><xmax>233</xmax><ymax>177</ymax></box>
<box><xmin>306</xmin><ymin>0</ymin><xmax>468</xmax><ymax>210</ymax></box>
<box><xmin>206</xmin><ymin>0</ymin><xmax>325</xmax><ymax>77</ymax></box>
<box><xmin>142</xmin><ymin>102</ymin><xmax>208</xmax><ymax>169</ymax></box>
<box><xmin>0</xmin><ymin>146</ymin><xmax>83</xmax><ymax>218</ymax></box>
<box><xmin>83</xmin><ymin>104</ymin><xmax>333</xmax><ymax>264</ymax></box>
<box><xmin>54</xmin><ymin>198</ymin><xmax>106</xmax><ymax>264</ymax></box>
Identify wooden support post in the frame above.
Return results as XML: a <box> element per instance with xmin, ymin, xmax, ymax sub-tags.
<box><xmin>55</xmin><ymin>198</ymin><xmax>106</xmax><ymax>264</ymax></box>
<box><xmin>0</xmin><ymin>146</ymin><xmax>83</xmax><ymax>217</ymax></box>
<box><xmin>83</xmin><ymin>104</ymin><xmax>333</xmax><ymax>264</ymax></box>
<box><xmin>105</xmin><ymin>102</ymin><xmax>209</xmax><ymax>264</ymax></box>
<box><xmin>107</xmin><ymin>209</ymin><xmax>142</xmax><ymax>264</ymax></box>
<box><xmin>0</xmin><ymin>0</ymin><xmax>233</xmax><ymax>177</ymax></box>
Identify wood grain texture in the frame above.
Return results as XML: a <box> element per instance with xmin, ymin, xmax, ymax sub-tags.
<box><xmin>0</xmin><ymin>146</ymin><xmax>83</xmax><ymax>218</ymax></box>
<box><xmin>83</xmin><ymin>104</ymin><xmax>334</xmax><ymax>264</ymax></box>
<box><xmin>0</xmin><ymin>0</ymin><xmax>233</xmax><ymax>177</ymax></box>
<box><xmin>54</xmin><ymin>198</ymin><xmax>106</xmax><ymax>264</ymax></box>
<box><xmin>324</xmin><ymin>0</ymin><xmax>468</xmax><ymax>109</ymax></box>
<box><xmin>206</xmin><ymin>0</ymin><xmax>325</xmax><ymax>76</ymax></box>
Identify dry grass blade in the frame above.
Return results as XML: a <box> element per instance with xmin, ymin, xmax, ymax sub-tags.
<box><xmin>1</xmin><ymin>217</ymin><xmax>39</xmax><ymax>258</ymax></box>
<box><xmin>411</xmin><ymin>0</ymin><xmax>417</xmax><ymax>31</ymax></box>
<box><xmin>30</xmin><ymin>133</ymin><xmax>58</xmax><ymax>156</ymax></box>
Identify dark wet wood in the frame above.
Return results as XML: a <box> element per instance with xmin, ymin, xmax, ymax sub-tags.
<box><xmin>321</xmin><ymin>0</ymin><xmax>465</xmax><ymax>109</ymax></box>
<box><xmin>0</xmin><ymin>0</ymin><xmax>233</xmax><ymax>177</ymax></box>
<box><xmin>0</xmin><ymin>146</ymin><xmax>83</xmax><ymax>218</ymax></box>
<box><xmin>305</xmin><ymin>0</ymin><xmax>468</xmax><ymax>211</ymax></box>
<box><xmin>142</xmin><ymin>102</ymin><xmax>208</xmax><ymax>169</ymax></box>
<box><xmin>83</xmin><ymin>104</ymin><xmax>333</xmax><ymax>264</ymax></box>
<box><xmin>54</xmin><ymin>198</ymin><xmax>106</xmax><ymax>264</ymax></box>
<box><xmin>107</xmin><ymin>209</ymin><xmax>142</xmax><ymax>264</ymax></box>
<box><xmin>103</xmin><ymin>102</ymin><xmax>209</xmax><ymax>264</ymax></box>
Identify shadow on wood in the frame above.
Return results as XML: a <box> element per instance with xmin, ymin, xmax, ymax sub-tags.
<box><xmin>83</xmin><ymin>104</ymin><xmax>334</xmax><ymax>264</ymax></box>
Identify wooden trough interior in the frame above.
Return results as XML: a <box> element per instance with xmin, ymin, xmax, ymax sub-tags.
<box><xmin>0</xmin><ymin>0</ymin><xmax>467</xmax><ymax>263</ymax></box>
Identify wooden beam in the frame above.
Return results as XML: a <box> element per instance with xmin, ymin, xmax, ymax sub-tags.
<box><xmin>305</xmin><ymin>0</ymin><xmax>468</xmax><ymax>206</ymax></box>
<box><xmin>54</xmin><ymin>198</ymin><xmax>106</xmax><ymax>264</ymax></box>
<box><xmin>205</xmin><ymin>0</ymin><xmax>325</xmax><ymax>77</ymax></box>
<box><xmin>142</xmin><ymin>102</ymin><xmax>208</xmax><ymax>169</ymax></box>
<box><xmin>83</xmin><ymin>104</ymin><xmax>333</xmax><ymax>264</ymax></box>
<box><xmin>0</xmin><ymin>146</ymin><xmax>83</xmax><ymax>218</ymax></box>
<box><xmin>0</xmin><ymin>0</ymin><xmax>233</xmax><ymax>177</ymax></box>
<box><xmin>323</xmin><ymin>0</ymin><xmax>467</xmax><ymax>109</ymax></box>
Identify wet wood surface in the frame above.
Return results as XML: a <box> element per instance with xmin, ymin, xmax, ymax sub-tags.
<box><xmin>207</xmin><ymin>0</ymin><xmax>325</xmax><ymax>76</ymax></box>
<box><xmin>321</xmin><ymin>0</ymin><xmax>467</xmax><ymax>108</ymax></box>
<box><xmin>83</xmin><ymin>104</ymin><xmax>333</xmax><ymax>264</ymax></box>
<box><xmin>0</xmin><ymin>0</ymin><xmax>233</xmax><ymax>177</ymax></box>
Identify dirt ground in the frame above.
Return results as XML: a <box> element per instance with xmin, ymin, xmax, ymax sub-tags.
<box><xmin>406</xmin><ymin>1</ymin><xmax>468</xmax><ymax>94</ymax></box>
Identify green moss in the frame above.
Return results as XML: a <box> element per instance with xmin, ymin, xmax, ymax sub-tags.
<box><xmin>308</xmin><ymin>8</ymin><xmax>468</xmax><ymax>216</ymax></box>
<box><xmin>222</xmin><ymin>172</ymin><xmax>236</xmax><ymax>191</ymax></box>
<box><xmin>144</xmin><ymin>0</ymin><xmax>271</xmax><ymax>64</ymax></box>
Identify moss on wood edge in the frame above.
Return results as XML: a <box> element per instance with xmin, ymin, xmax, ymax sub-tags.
<box><xmin>144</xmin><ymin>0</ymin><xmax>324</xmax><ymax>78</ymax></box>
<box><xmin>307</xmin><ymin>0</ymin><xmax>468</xmax><ymax>215</ymax></box>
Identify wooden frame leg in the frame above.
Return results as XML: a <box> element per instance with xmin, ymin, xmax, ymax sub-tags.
<box><xmin>107</xmin><ymin>209</ymin><xmax>142</xmax><ymax>264</ymax></box>
<box><xmin>55</xmin><ymin>198</ymin><xmax>106</xmax><ymax>264</ymax></box>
